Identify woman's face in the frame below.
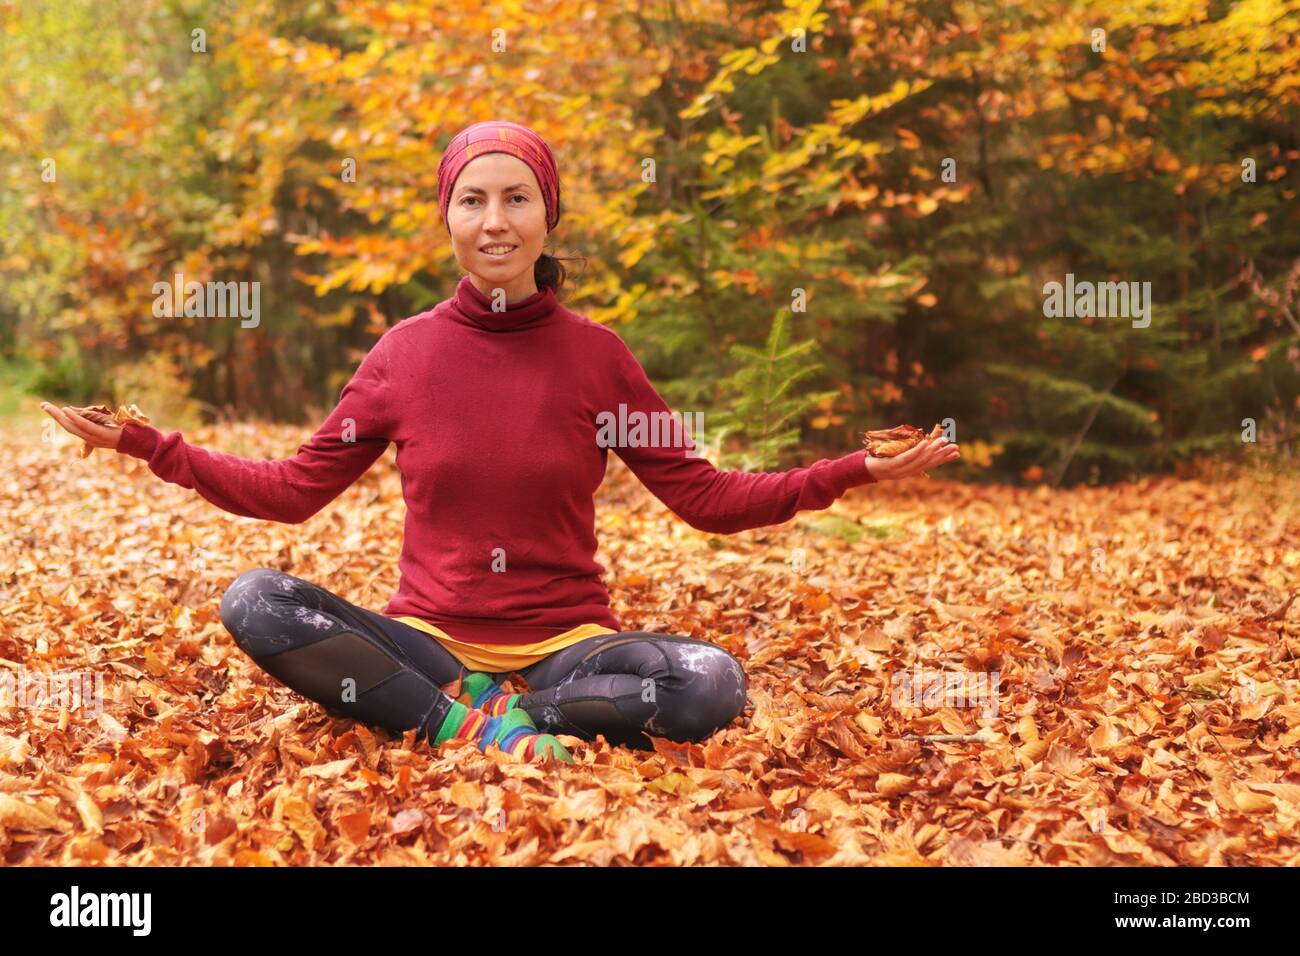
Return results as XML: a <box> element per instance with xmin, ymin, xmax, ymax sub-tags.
<box><xmin>446</xmin><ymin>153</ymin><xmax>549</xmax><ymax>303</ymax></box>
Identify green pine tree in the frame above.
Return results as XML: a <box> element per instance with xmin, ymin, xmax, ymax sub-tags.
<box><xmin>708</xmin><ymin>308</ymin><xmax>839</xmax><ymax>470</ymax></box>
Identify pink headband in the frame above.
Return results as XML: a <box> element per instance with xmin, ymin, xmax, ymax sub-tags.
<box><xmin>437</xmin><ymin>120</ymin><xmax>561</xmax><ymax>234</ymax></box>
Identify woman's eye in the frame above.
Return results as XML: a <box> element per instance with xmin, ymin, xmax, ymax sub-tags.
<box><xmin>462</xmin><ymin>195</ymin><xmax>526</xmax><ymax>207</ymax></box>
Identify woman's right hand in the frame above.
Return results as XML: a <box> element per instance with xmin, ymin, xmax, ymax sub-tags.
<box><xmin>40</xmin><ymin>402</ymin><xmax>124</xmax><ymax>452</ymax></box>
<box><xmin>865</xmin><ymin>436</ymin><xmax>960</xmax><ymax>481</ymax></box>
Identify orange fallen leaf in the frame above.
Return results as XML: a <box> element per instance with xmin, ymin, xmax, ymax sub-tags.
<box><xmin>862</xmin><ymin>423</ymin><xmax>941</xmax><ymax>458</ymax></box>
<box><xmin>0</xmin><ymin>794</ymin><xmax>69</xmax><ymax>831</ymax></box>
<box><xmin>876</xmin><ymin>773</ymin><xmax>914</xmax><ymax>796</ymax></box>
<box><xmin>70</xmin><ymin>402</ymin><xmax>152</xmax><ymax>458</ymax></box>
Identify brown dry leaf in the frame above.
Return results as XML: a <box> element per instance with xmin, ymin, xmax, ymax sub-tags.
<box><xmin>447</xmin><ymin>780</ymin><xmax>483</xmax><ymax>810</ymax></box>
<box><xmin>71</xmin><ymin>402</ymin><xmax>152</xmax><ymax>459</ymax></box>
<box><xmin>862</xmin><ymin>423</ymin><xmax>940</xmax><ymax>458</ymax></box>
<box><xmin>388</xmin><ymin>808</ymin><xmax>427</xmax><ymax>836</ymax></box>
<box><xmin>876</xmin><ymin>773</ymin><xmax>914</xmax><ymax>796</ymax></box>
<box><xmin>74</xmin><ymin>788</ymin><xmax>103</xmax><ymax>834</ymax></box>
<box><xmin>337</xmin><ymin>809</ymin><xmax>371</xmax><ymax>844</ymax></box>
<box><xmin>1234</xmin><ymin>790</ymin><xmax>1275</xmax><ymax>813</ymax></box>
<box><xmin>1245</xmin><ymin>782</ymin><xmax>1300</xmax><ymax>808</ymax></box>
<box><xmin>282</xmin><ymin>795</ymin><xmax>326</xmax><ymax>851</ymax></box>
<box><xmin>300</xmin><ymin>758</ymin><xmax>357</xmax><ymax>780</ymax></box>
<box><xmin>0</xmin><ymin>794</ymin><xmax>69</xmax><ymax>832</ymax></box>
<box><xmin>752</xmin><ymin>818</ymin><xmax>838</xmax><ymax>863</ymax></box>
<box><xmin>549</xmin><ymin>788</ymin><xmax>607</xmax><ymax>822</ymax></box>
<box><xmin>859</xmin><ymin>628</ymin><xmax>891</xmax><ymax>651</ymax></box>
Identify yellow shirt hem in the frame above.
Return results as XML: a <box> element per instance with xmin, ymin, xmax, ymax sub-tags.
<box><xmin>391</xmin><ymin>616</ymin><xmax>619</xmax><ymax>672</ymax></box>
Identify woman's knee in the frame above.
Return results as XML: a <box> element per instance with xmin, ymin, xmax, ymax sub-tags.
<box><xmin>219</xmin><ymin>567</ymin><xmax>297</xmax><ymax>652</ymax></box>
<box><xmin>656</xmin><ymin>641</ymin><xmax>748</xmax><ymax>741</ymax></box>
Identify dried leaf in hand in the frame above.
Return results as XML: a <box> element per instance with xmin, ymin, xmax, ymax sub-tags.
<box><xmin>76</xmin><ymin>404</ymin><xmax>116</xmax><ymax>427</ymax></box>
<box><xmin>73</xmin><ymin>404</ymin><xmax>114</xmax><ymax>459</ymax></box>
<box><xmin>862</xmin><ymin>423</ymin><xmax>941</xmax><ymax>458</ymax></box>
<box><xmin>70</xmin><ymin>402</ymin><xmax>151</xmax><ymax>458</ymax></box>
<box><xmin>113</xmin><ymin>404</ymin><xmax>152</xmax><ymax>427</ymax></box>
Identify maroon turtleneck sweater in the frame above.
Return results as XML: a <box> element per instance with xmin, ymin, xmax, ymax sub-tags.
<box><xmin>114</xmin><ymin>275</ymin><xmax>878</xmax><ymax>645</ymax></box>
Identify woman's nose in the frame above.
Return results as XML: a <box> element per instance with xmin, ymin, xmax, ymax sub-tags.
<box><xmin>483</xmin><ymin>199</ymin><xmax>508</xmax><ymax>229</ymax></box>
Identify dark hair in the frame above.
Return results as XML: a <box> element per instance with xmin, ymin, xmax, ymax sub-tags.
<box><xmin>535</xmin><ymin>247</ymin><xmax>586</xmax><ymax>298</ymax></box>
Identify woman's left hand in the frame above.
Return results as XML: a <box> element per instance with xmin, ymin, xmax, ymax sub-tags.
<box><xmin>40</xmin><ymin>402</ymin><xmax>124</xmax><ymax>454</ymax></box>
<box><xmin>865</xmin><ymin>436</ymin><xmax>960</xmax><ymax>481</ymax></box>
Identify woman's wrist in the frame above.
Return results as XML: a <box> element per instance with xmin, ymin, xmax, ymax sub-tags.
<box><xmin>115</xmin><ymin>422</ymin><xmax>161</xmax><ymax>460</ymax></box>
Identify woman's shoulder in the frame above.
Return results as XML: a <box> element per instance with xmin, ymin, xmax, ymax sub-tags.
<box><xmin>376</xmin><ymin>304</ymin><xmax>447</xmax><ymax>348</ymax></box>
<box><xmin>550</xmin><ymin>301</ymin><xmax>631</xmax><ymax>352</ymax></box>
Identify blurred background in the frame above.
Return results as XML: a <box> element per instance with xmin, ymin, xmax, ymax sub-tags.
<box><xmin>1</xmin><ymin>0</ymin><xmax>1297</xmax><ymax>484</ymax></box>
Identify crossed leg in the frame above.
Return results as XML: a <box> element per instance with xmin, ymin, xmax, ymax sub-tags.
<box><xmin>504</xmin><ymin>632</ymin><xmax>749</xmax><ymax>750</ymax></box>
<box><xmin>218</xmin><ymin>568</ymin><xmax>749</xmax><ymax>750</ymax></box>
<box><xmin>218</xmin><ymin>567</ymin><xmax>463</xmax><ymax>737</ymax></box>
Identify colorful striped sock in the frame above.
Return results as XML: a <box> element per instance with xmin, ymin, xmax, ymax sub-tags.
<box><xmin>460</xmin><ymin>671</ymin><xmax>523</xmax><ymax>716</ymax></box>
<box><xmin>431</xmin><ymin>700</ymin><xmax>573</xmax><ymax>763</ymax></box>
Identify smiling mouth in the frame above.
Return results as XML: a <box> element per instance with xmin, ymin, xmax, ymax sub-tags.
<box><xmin>480</xmin><ymin>245</ymin><xmax>517</xmax><ymax>256</ymax></box>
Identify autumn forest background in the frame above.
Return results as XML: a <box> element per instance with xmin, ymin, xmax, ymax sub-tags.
<box><xmin>2</xmin><ymin>0</ymin><xmax>1298</xmax><ymax>480</ymax></box>
<box><xmin>2</xmin><ymin>0</ymin><xmax>1300</xmax><ymax>869</ymax></box>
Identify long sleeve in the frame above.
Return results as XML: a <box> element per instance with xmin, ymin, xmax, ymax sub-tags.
<box><xmin>608</xmin><ymin>338</ymin><xmax>876</xmax><ymax>535</ymax></box>
<box><xmin>113</xmin><ymin>332</ymin><xmax>395</xmax><ymax>524</ymax></box>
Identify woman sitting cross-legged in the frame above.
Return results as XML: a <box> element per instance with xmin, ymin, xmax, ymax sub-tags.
<box><xmin>41</xmin><ymin>120</ymin><xmax>959</xmax><ymax>763</ymax></box>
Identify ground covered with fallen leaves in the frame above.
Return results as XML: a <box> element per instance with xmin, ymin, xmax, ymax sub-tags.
<box><xmin>3</xmin><ymin>419</ymin><xmax>1299</xmax><ymax>865</ymax></box>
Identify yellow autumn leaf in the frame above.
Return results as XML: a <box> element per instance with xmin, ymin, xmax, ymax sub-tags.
<box><xmin>876</xmin><ymin>774</ymin><xmax>913</xmax><ymax>796</ymax></box>
<box><xmin>0</xmin><ymin>794</ymin><xmax>69</xmax><ymax>832</ymax></box>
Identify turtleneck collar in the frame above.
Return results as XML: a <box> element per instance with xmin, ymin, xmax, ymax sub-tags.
<box><xmin>450</xmin><ymin>275</ymin><xmax>558</xmax><ymax>332</ymax></box>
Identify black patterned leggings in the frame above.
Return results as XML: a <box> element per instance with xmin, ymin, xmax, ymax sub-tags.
<box><xmin>217</xmin><ymin>568</ymin><xmax>748</xmax><ymax>751</ymax></box>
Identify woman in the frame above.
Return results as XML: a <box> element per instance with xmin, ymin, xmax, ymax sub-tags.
<box><xmin>40</xmin><ymin>120</ymin><xmax>961</xmax><ymax>764</ymax></box>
